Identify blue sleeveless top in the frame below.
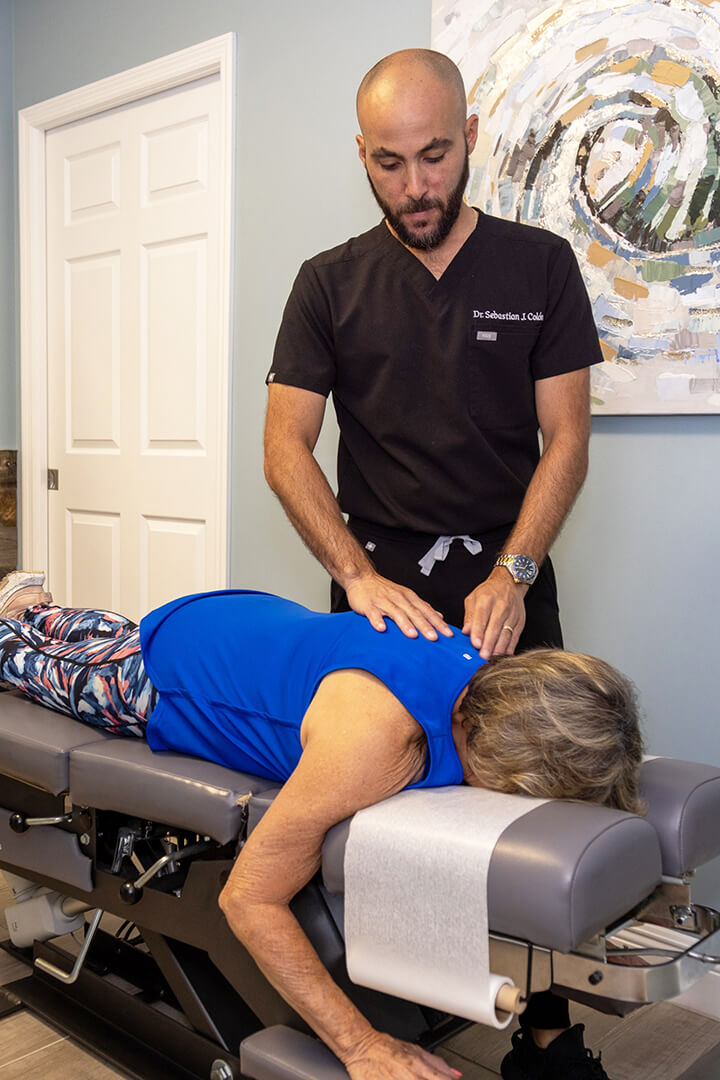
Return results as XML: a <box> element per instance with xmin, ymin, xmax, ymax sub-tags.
<box><xmin>140</xmin><ymin>590</ymin><xmax>485</xmax><ymax>788</ymax></box>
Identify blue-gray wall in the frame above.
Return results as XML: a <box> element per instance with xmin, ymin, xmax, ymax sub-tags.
<box><xmin>0</xmin><ymin>0</ymin><xmax>15</xmax><ymax>449</ymax></box>
<box><xmin>4</xmin><ymin>1</ymin><xmax>719</xmax><ymax>900</ymax></box>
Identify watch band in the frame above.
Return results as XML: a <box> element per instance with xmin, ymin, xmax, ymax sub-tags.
<box><xmin>494</xmin><ymin>553</ymin><xmax>539</xmax><ymax>585</ymax></box>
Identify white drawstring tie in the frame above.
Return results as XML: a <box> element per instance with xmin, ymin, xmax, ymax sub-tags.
<box><xmin>417</xmin><ymin>535</ymin><xmax>483</xmax><ymax>577</ymax></box>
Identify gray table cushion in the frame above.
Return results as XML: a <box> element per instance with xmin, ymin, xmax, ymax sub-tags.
<box><xmin>322</xmin><ymin>801</ymin><xmax>662</xmax><ymax>954</ymax></box>
<box><xmin>640</xmin><ymin>757</ymin><xmax>720</xmax><ymax>877</ymax></box>
<box><xmin>69</xmin><ymin>739</ymin><xmax>276</xmax><ymax>844</ymax></box>
<box><xmin>241</xmin><ymin>1026</ymin><xmax>348</xmax><ymax>1079</ymax></box>
<box><xmin>485</xmin><ymin>801</ymin><xmax>661</xmax><ymax>951</ymax></box>
<box><xmin>247</xmin><ymin>786</ymin><xmax>283</xmax><ymax>834</ymax></box>
<box><xmin>0</xmin><ymin>691</ymin><xmax>111</xmax><ymax>794</ymax></box>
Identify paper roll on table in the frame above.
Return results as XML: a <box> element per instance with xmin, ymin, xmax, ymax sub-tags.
<box><xmin>344</xmin><ymin>786</ymin><xmax>546</xmax><ymax>1028</ymax></box>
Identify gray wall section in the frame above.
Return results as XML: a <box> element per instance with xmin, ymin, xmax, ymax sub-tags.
<box><xmin>5</xmin><ymin>1</ymin><xmax>719</xmax><ymax>898</ymax></box>
<box><xmin>0</xmin><ymin>0</ymin><xmax>15</xmax><ymax>449</ymax></box>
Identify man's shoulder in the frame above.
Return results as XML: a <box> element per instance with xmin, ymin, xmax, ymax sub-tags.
<box><xmin>476</xmin><ymin>210</ymin><xmax>569</xmax><ymax>252</ymax></box>
<box><xmin>304</xmin><ymin>222</ymin><xmax>388</xmax><ymax>273</ymax></box>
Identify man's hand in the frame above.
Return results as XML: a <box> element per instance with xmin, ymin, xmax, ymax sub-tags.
<box><xmin>345</xmin><ymin>571</ymin><xmax>453</xmax><ymax>641</ymax></box>
<box><xmin>462</xmin><ymin>567</ymin><xmax>528</xmax><ymax>659</ymax></box>
<box><xmin>343</xmin><ymin>1030</ymin><xmax>462</xmax><ymax>1079</ymax></box>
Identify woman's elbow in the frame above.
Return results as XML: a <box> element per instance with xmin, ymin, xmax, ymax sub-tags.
<box><xmin>219</xmin><ymin>879</ymin><xmax>254</xmax><ymax>942</ymax></box>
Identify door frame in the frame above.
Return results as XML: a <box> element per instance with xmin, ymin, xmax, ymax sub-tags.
<box><xmin>19</xmin><ymin>33</ymin><xmax>236</xmax><ymax>581</ymax></box>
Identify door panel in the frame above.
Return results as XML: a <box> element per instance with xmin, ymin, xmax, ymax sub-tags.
<box><xmin>66</xmin><ymin>252</ymin><xmax>121</xmax><ymax>449</ymax></box>
<box><xmin>65</xmin><ymin>509</ymin><xmax>120</xmax><ymax>611</ymax></box>
<box><xmin>142</xmin><ymin>236</ymin><xmax>207</xmax><ymax>449</ymax></box>
<box><xmin>140</xmin><ymin>515</ymin><xmax>206</xmax><ymax>614</ymax></box>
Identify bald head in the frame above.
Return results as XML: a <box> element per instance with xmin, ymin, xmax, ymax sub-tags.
<box><xmin>357</xmin><ymin>49</ymin><xmax>467</xmax><ymax>132</ymax></box>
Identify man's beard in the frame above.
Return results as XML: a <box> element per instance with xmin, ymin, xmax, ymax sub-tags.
<box><xmin>367</xmin><ymin>151</ymin><xmax>470</xmax><ymax>251</ymax></box>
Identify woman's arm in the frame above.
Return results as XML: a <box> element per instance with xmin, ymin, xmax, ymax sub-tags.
<box><xmin>219</xmin><ymin>672</ymin><xmax>460</xmax><ymax>1080</ymax></box>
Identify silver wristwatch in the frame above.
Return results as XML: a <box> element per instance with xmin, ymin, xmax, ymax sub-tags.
<box><xmin>494</xmin><ymin>553</ymin><xmax>539</xmax><ymax>585</ymax></box>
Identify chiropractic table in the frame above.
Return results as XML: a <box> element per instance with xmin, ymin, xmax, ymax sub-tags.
<box><xmin>0</xmin><ymin>688</ymin><xmax>719</xmax><ymax>1080</ymax></box>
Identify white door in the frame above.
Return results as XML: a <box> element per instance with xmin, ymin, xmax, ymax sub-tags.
<box><xmin>45</xmin><ymin>74</ymin><xmax>229</xmax><ymax>622</ymax></box>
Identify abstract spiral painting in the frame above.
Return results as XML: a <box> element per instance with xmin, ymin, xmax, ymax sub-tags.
<box><xmin>433</xmin><ymin>0</ymin><xmax>720</xmax><ymax>413</ymax></box>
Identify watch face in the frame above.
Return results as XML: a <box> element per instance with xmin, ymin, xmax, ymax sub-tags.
<box><xmin>513</xmin><ymin>555</ymin><xmax>537</xmax><ymax>582</ymax></box>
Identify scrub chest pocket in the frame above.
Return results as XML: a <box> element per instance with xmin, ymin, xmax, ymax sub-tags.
<box><xmin>466</xmin><ymin>322</ymin><xmax>539</xmax><ymax>429</ymax></box>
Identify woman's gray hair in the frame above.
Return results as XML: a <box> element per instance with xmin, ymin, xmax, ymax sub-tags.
<box><xmin>462</xmin><ymin>649</ymin><xmax>645</xmax><ymax>814</ymax></box>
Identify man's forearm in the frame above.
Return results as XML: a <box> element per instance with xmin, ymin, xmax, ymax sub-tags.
<box><xmin>266</xmin><ymin>429</ymin><xmax>452</xmax><ymax>639</ymax></box>
<box><xmin>501</xmin><ymin>431</ymin><xmax>588</xmax><ymax>565</ymax></box>
<box><xmin>266</xmin><ymin>442</ymin><xmax>373</xmax><ymax>588</ymax></box>
<box><xmin>462</xmin><ymin>427</ymin><xmax>588</xmax><ymax>655</ymax></box>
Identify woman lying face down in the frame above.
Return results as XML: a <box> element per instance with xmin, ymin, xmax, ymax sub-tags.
<box><xmin>0</xmin><ymin>576</ymin><xmax>643</xmax><ymax>813</ymax></box>
<box><xmin>0</xmin><ymin>575</ymin><xmax>643</xmax><ymax>1080</ymax></box>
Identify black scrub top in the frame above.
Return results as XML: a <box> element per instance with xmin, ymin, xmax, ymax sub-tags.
<box><xmin>267</xmin><ymin>210</ymin><xmax>602</xmax><ymax>536</ymax></box>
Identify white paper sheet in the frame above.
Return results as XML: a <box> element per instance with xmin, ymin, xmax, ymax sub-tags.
<box><xmin>344</xmin><ymin>785</ymin><xmax>547</xmax><ymax>1027</ymax></box>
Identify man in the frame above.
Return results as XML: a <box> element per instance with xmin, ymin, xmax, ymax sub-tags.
<box><xmin>264</xmin><ymin>47</ymin><xmax>607</xmax><ymax>1080</ymax></box>
<box><xmin>1</xmin><ymin>572</ymin><xmax>639</xmax><ymax>1080</ymax></box>
<box><xmin>265</xmin><ymin>48</ymin><xmax>602</xmax><ymax>662</ymax></box>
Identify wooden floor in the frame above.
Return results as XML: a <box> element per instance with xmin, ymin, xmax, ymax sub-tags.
<box><xmin>0</xmin><ymin>879</ymin><xmax>128</xmax><ymax>1078</ymax></box>
<box><xmin>1</xmin><ymin>881</ymin><xmax>720</xmax><ymax>1078</ymax></box>
<box><xmin>436</xmin><ymin>1002</ymin><xmax>720</xmax><ymax>1079</ymax></box>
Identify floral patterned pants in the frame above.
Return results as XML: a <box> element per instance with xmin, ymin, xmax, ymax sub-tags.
<box><xmin>0</xmin><ymin>604</ymin><xmax>156</xmax><ymax>737</ymax></box>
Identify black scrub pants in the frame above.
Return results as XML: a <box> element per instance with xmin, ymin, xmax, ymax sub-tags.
<box><xmin>331</xmin><ymin>517</ymin><xmax>563</xmax><ymax>652</ymax></box>
<box><xmin>332</xmin><ymin>517</ymin><xmax>571</xmax><ymax>1033</ymax></box>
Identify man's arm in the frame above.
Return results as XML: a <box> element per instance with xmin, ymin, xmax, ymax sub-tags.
<box><xmin>463</xmin><ymin>366</ymin><xmax>591</xmax><ymax>658</ymax></box>
<box><xmin>219</xmin><ymin>672</ymin><xmax>459</xmax><ymax>1080</ymax></box>
<box><xmin>264</xmin><ymin>383</ymin><xmax>451</xmax><ymax>640</ymax></box>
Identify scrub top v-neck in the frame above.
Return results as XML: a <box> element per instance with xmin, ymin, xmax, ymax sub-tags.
<box><xmin>268</xmin><ymin>210</ymin><xmax>602</xmax><ymax>536</ymax></box>
<box><xmin>375</xmin><ymin>216</ymin><xmax>482</xmax><ymax>303</ymax></box>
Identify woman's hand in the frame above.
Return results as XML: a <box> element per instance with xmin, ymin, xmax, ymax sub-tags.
<box><xmin>343</xmin><ymin>1030</ymin><xmax>462</xmax><ymax>1079</ymax></box>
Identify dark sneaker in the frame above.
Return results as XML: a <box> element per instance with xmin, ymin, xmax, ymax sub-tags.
<box><xmin>500</xmin><ymin>1024</ymin><xmax>609</xmax><ymax>1080</ymax></box>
